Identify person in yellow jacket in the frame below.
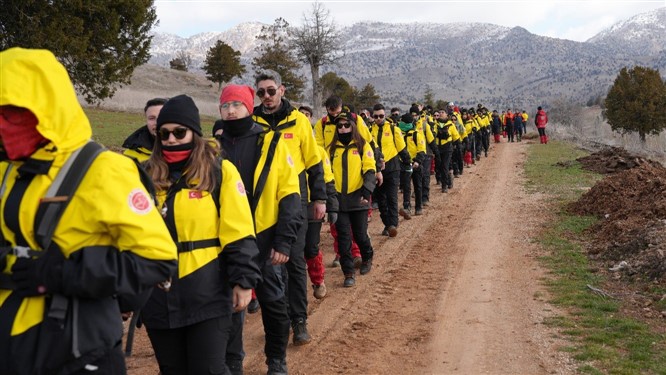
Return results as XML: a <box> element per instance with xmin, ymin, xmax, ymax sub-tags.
<box><xmin>369</xmin><ymin>103</ymin><xmax>410</xmax><ymax>238</ymax></box>
<box><xmin>397</xmin><ymin>113</ymin><xmax>427</xmax><ymax>217</ymax></box>
<box><xmin>410</xmin><ymin>105</ymin><xmax>438</xmax><ymax>206</ymax></box>
<box><xmin>0</xmin><ymin>47</ymin><xmax>177</xmax><ymax>374</ymax></box>
<box><xmin>121</xmin><ymin>97</ymin><xmax>167</xmax><ymax>162</ymax></box>
<box><xmin>252</xmin><ymin>70</ymin><xmax>325</xmax><ymax>347</ymax></box>
<box><xmin>435</xmin><ymin>112</ymin><xmax>461</xmax><ymax>193</ymax></box>
<box><xmin>329</xmin><ymin>112</ymin><xmax>376</xmax><ymax>288</ymax></box>
<box><xmin>216</xmin><ymin>84</ymin><xmax>302</xmax><ymax>374</ymax></box>
<box><xmin>140</xmin><ymin>94</ymin><xmax>261</xmax><ymax>375</ymax></box>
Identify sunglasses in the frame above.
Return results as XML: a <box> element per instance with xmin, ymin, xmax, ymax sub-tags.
<box><xmin>159</xmin><ymin>127</ymin><xmax>189</xmax><ymax>140</ymax></box>
<box><xmin>336</xmin><ymin>122</ymin><xmax>351</xmax><ymax>129</ymax></box>
<box><xmin>373</xmin><ymin>114</ymin><xmax>385</xmax><ymax>119</ymax></box>
<box><xmin>256</xmin><ymin>87</ymin><xmax>277</xmax><ymax>98</ymax></box>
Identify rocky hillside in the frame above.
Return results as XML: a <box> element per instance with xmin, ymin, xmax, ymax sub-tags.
<box><xmin>144</xmin><ymin>7</ymin><xmax>665</xmax><ymax>110</ymax></box>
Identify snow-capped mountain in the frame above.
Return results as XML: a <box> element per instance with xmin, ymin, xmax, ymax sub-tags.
<box><xmin>146</xmin><ymin>7</ymin><xmax>666</xmax><ymax>109</ymax></box>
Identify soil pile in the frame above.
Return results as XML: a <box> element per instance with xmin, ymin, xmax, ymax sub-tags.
<box><xmin>576</xmin><ymin>146</ymin><xmax>662</xmax><ymax>174</ymax></box>
<box><xmin>569</xmin><ymin>148</ymin><xmax>666</xmax><ymax>285</ymax></box>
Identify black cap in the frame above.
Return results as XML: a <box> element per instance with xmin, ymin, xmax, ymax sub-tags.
<box><xmin>401</xmin><ymin>113</ymin><xmax>414</xmax><ymax>124</ymax></box>
<box><xmin>156</xmin><ymin>94</ymin><xmax>202</xmax><ymax>136</ymax></box>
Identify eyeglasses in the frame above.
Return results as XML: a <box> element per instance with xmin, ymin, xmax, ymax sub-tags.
<box><xmin>391</xmin><ymin>113</ymin><xmax>400</xmax><ymax>117</ymax></box>
<box><xmin>159</xmin><ymin>127</ymin><xmax>189</xmax><ymax>140</ymax></box>
<box><xmin>336</xmin><ymin>122</ymin><xmax>351</xmax><ymax>129</ymax></box>
<box><xmin>372</xmin><ymin>114</ymin><xmax>385</xmax><ymax>119</ymax></box>
<box><xmin>256</xmin><ymin>87</ymin><xmax>277</xmax><ymax>97</ymax></box>
<box><xmin>220</xmin><ymin>101</ymin><xmax>244</xmax><ymax>110</ymax></box>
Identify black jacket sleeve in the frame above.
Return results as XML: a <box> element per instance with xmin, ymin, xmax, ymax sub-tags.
<box><xmin>61</xmin><ymin>246</ymin><xmax>177</xmax><ymax>300</ymax></box>
<box><xmin>220</xmin><ymin>236</ymin><xmax>261</xmax><ymax>290</ymax></box>
<box><xmin>273</xmin><ymin>192</ymin><xmax>303</xmax><ymax>256</ymax></box>
<box><xmin>325</xmin><ymin>181</ymin><xmax>339</xmax><ymax>213</ymax></box>
<box><xmin>306</xmin><ymin>162</ymin><xmax>327</xmax><ymax>202</ymax></box>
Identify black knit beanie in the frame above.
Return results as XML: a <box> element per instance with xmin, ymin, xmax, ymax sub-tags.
<box><xmin>156</xmin><ymin>94</ymin><xmax>202</xmax><ymax>136</ymax></box>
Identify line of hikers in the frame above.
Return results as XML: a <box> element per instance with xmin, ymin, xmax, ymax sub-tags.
<box><xmin>1</xmin><ymin>47</ymin><xmax>549</xmax><ymax>375</ymax></box>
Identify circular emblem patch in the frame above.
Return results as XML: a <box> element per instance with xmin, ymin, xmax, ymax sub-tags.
<box><xmin>128</xmin><ymin>188</ymin><xmax>152</xmax><ymax>215</ymax></box>
<box><xmin>237</xmin><ymin>181</ymin><xmax>246</xmax><ymax>195</ymax></box>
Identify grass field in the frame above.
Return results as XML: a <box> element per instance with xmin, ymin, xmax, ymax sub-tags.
<box><xmin>84</xmin><ymin>107</ymin><xmax>218</xmax><ymax>149</ymax></box>
<box><xmin>525</xmin><ymin>141</ymin><xmax>666</xmax><ymax>375</ymax></box>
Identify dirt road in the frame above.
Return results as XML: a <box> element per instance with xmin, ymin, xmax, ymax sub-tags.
<box><xmin>127</xmin><ymin>139</ymin><xmax>575</xmax><ymax>374</ymax></box>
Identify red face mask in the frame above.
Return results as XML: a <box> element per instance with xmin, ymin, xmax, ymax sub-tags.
<box><xmin>0</xmin><ymin>106</ymin><xmax>47</xmax><ymax>160</ymax></box>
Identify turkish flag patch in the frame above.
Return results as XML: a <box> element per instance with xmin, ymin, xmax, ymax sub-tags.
<box><xmin>284</xmin><ymin>133</ymin><xmax>293</xmax><ymax>139</ymax></box>
<box><xmin>189</xmin><ymin>191</ymin><xmax>202</xmax><ymax>199</ymax></box>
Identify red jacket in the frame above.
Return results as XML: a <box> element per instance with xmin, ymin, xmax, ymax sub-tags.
<box><xmin>535</xmin><ymin>110</ymin><xmax>548</xmax><ymax>128</ymax></box>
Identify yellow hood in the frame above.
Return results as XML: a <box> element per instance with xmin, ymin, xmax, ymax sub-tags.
<box><xmin>0</xmin><ymin>47</ymin><xmax>91</xmax><ymax>154</ymax></box>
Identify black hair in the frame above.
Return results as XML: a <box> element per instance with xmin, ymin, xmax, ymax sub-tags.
<box><xmin>372</xmin><ymin>103</ymin><xmax>385</xmax><ymax>111</ymax></box>
<box><xmin>298</xmin><ymin>105</ymin><xmax>313</xmax><ymax>116</ymax></box>
<box><xmin>325</xmin><ymin>95</ymin><xmax>343</xmax><ymax>110</ymax></box>
<box><xmin>144</xmin><ymin>97</ymin><xmax>168</xmax><ymax>113</ymax></box>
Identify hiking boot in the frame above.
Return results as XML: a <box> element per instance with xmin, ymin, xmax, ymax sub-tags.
<box><xmin>415</xmin><ymin>209</ymin><xmax>423</xmax><ymax>216</ymax></box>
<box><xmin>441</xmin><ymin>187</ymin><xmax>448</xmax><ymax>193</ymax></box>
<box><xmin>353</xmin><ymin>256</ymin><xmax>362</xmax><ymax>269</ymax></box>
<box><xmin>227</xmin><ymin>360</ymin><xmax>243</xmax><ymax>375</ymax></box>
<box><xmin>423</xmin><ymin>201</ymin><xmax>429</xmax><ymax>207</ymax></box>
<box><xmin>331</xmin><ymin>256</ymin><xmax>340</xmax><ymax>268</ymax></box>
<box><xmin>387</xmin><ymin>225</ymin><xmax>398</xmax><ymax>237</ymax></box>
<box><xmin>343</xmin><ymin>275</ymin><xmax>355</xmax><ymax>287</ymax></box>
<box><xmin>360</xmin><ymin>259</ymin><xmax>373</xmax><ymax>275</ymax></box>
<box><xmin>313</xmin><ymin>283</ymin><xmax>327</xmax><ymax>299</ymax></box>
<box><xmin>292</xmin><ymin>318</ymin><xmax>311</xmax><ymax>346</ymax></box>
<box><xmin>247</xmin><ymin>298</ymin><xmax>260</xmax><ymax>314</ymax></box>
<box><xmin>399</xmin><ymin>208</ymin><xmax>412</xmax><ymax>220</ymax></box>
<box><xmin>266</xmin><ymin>357</ymin><xmax>288</xmax><ymax>375</ymax></box>
<box><xmin>381</xmin><ymin>228</ymin><xmax>390</xmax><ymax>236</ymax></box>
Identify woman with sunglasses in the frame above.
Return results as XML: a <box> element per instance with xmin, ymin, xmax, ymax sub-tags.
<box><xmin>328</xmin><ymin>111</ymin><xmax>377</xmax><ymax>287</ymax></box>
<box><xmin>141</xmin><ymin>95</ymin><xmax>262</xmax><ymax>375</ymax></box>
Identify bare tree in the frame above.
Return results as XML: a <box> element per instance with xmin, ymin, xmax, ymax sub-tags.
<box><xmin>290</xmin><ymin>1</ymin><xmax>341</xmax><ymax>117</ymax></box>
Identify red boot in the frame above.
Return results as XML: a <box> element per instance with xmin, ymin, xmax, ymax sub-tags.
<box><xmin>544</xmin><ymin>135</ymin><xmax>548</xmax><ymax>144</ymax></box>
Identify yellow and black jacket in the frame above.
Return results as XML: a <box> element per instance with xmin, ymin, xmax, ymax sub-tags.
<box><xmin>415</xmin><ymin>114</ymin><xmax>437</xmax><ymax>155</ymax></box>
<box><xmin>403</xmin><ymin>128</ymin><xmax>427</xmax><ymax>165</ymax></box>
<box><xmin>216</xmin><ymin>121</ymin><xmax>302</xmax><ymax>258</ymax></box>
<box><xmin>314</xmin><ymin>113</ymin><xmax>384</xmax><ymax>168</ymax></box>
<box><xmin>370</xmin><ymin>120</ymin><xmax>410</xmax><ymax>172</ymax></box>
<box><xmin>435</xmin><ymin>119</ymin><xmax>461</xmax><ymax>146</ymax></box>
<box><xmin>122</xmin><ymin>126</ymin><xmax>154</xmax><ymax>162</ymax></box>
<box><xmin>330</xmin><ymin>140</ymin><xmax>376</xmax><ymax>212</ymax></box>
<box><xmin>140</xmin><ymin>159</ymin><xmax>261</xmax><ymax>329</ymax></box>
<box><xmin>0</xmin><ymin>48</ymin><xmax>177</xmax><ymax>373</ymax></box>
<box><xmin>253</xmin><ymin>100</ymin><xmax>326</xmax><ymax>206</ymax></box>
<box><xmin>307</xmin><ymin>146</ymin><xmax>338</xmax><ymax>220</ymax></box>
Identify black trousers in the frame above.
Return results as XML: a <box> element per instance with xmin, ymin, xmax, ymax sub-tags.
<box><xmin>475</xmin><ymin>131</ymin><xmax>483</xmax><ymax>157</ymax></box>
<box><xmin>506</xmin><ymin>124</ymin><xmax>515</xmax><ymax>142</ymax></box>
<box><xmin>335</xmin><ymin>210</ymin><xmax>373</xmax><ymax>276</ymax></box>
<box><xmin>481</xmin><ymin>128</ymin><xmax>490</xmax><ymax>154</ymax></box>
<box><xmin>400</xmin><ymin>167</ymin><xmax>422</xmax><ymax>210</ymax></box>
<box><xmin>437</xmin><ymin>143</ymin><xmax>453</xmax><ymax>189</ymax></box>
<box><xmin>285</xmin><ymin>206</ymin><xmax>308</xmax><ymax>322</ymax></box>
<box><xmin>147</xmin><ymin>315</ymin><xmax>232</xmax><ymax>375</ymax></box>
<box><xmin>227</xmin><ymin>259</ymin><xmax>289</xmax><ymax>363</ymax></box>
<box><xmin>452</xmin><ymin>143</ymin><xmax>463</xmax><ymax>175</ymax></box>
<box><xmin>375</xmin><ymin>168</ymin><xmax>400</xmax><ymax>228</ymax></box>
<box><xmin>421</xmin><ymin>154</ymin><xmax>432</xmax><ymax>202</ymax></box>
<box><xmin>304</xmin><ymin>220</ymin><xmax>322</xmax><ymax>260</ymax></box>
<box><xmin>538</xmin><ymin>127</ymin><xmax>546</xmax><ymax>137</ymax></box>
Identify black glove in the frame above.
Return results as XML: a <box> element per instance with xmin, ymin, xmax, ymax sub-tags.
<box><xmin>327</xmin><ymin>212</ymin><xmax>338</xmax><ymax>224</ymax></box>
<box><xmin>11</xmin><ymin>249</ymin><xmax>65</xmax><ymax>297</ymax></box>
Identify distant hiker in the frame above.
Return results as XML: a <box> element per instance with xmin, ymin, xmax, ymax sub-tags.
<box><xmin>491</xmin><ymin>110</ymin><xmax>502</xmax><ymax>143</ymax></box>
<box><xmin>535</xmin><ymin>106</ymin><xmax>549</xmax><ymax>144</ymax></box>
<box><xmin>329</xmin><ymin>111</ymin><xmax>377</xmax><ymax>287</ymax></box>
<box><xmin>399</xmin><ymin>113</ymin><xmax>426</xmax><ymax>217</ymax></box>
<box><xmin>504</xmin><ymin>108</ymin><xmax>515</xmax><ymax>143</ymax></box>
<box><xmin>521</xmin><ymin>110</ymin><xmax>529</xmax><ymax>134</ymax></box>
<box><xmin>298</xmin><ymin>105</ymin><xmax>314</xmax><ymax>125</ymax></box>
<box><xmin>435</xmin><ymin>111</ymin><xmax>460</xmax><ymax>193</ymax></box>
<box><xmin>122</xmin><ymin>97</ymin><xmax>168</xmax><ymax>162</ymax></box>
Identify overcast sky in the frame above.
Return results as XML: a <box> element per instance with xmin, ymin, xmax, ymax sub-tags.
<box><xmin>154</xmin><ymin>0</ymin><xmax>665</xmax><ymax>42</ymax></box>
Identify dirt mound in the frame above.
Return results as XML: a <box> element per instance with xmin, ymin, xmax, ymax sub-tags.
<box><xmin>576</xmin><ymin>146</ymin><xmax>662</xmax><ymax>174</ymax></box>
<box><xmin>569</xmin><ymin>148</ymin><xmax>666</xmax><ymax>283</ymax></box>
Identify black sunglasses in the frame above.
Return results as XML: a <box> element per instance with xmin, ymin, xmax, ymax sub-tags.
<box><xmin>373</xmin><ymin>114</ymin><xmax>385</xmax><ymax>119</ymax></box>
<box><xmin>336</xmin><ymin>122</ymin><xmax>351</xmax><ymax>129</ymax></box>
<box><xmin>256</xmin><ymin>87</ymin><xmax>277</xmax><ymax>97</ymax></box>
<box><xmin>159</xmin><ymin>127</ymin><xmax>189</xmax><ymax>140</ymax></box>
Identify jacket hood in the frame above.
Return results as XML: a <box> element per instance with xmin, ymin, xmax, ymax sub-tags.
<box><xmin>0</xmin><ymin>48</ymin><xmax>91</xmax><ymax>155</ymax></box>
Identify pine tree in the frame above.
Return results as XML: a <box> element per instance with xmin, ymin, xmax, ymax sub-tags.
<box><xmin>202</xmin><ymin>40</ymin><xmax>246</xmax><ymax>91</ymax></box>
<box><xmin>252</xmin><ymin>18</ymin><xmax>305</xmax><ymax>101</ymax></box>
<box><xmin>604</xmin><ymin>66</ymin><xmax>666</xmax><ymax>142</ymax></box>
<box><xmin>0</xmin><ymin>0</ymin><xmax>158</xmax><ymax>104</ymax></box>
